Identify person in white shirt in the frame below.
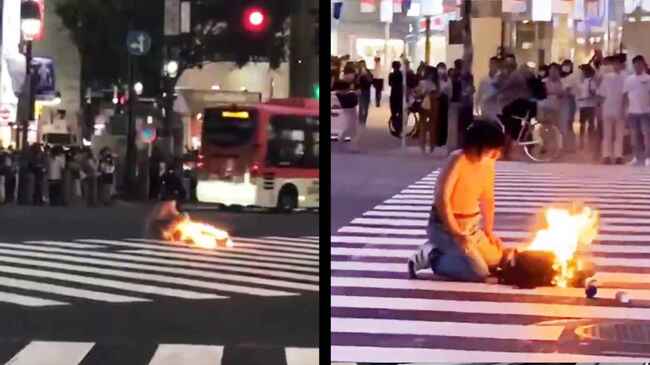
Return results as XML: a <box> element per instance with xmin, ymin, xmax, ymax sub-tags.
<box><xmin>598</xmin><ymin>54</ymin><xmax>627</xmax><ymax>164</ymax></box>
<box><xmin>575</xmin><ymin>64</ymin><xmax>599</xmax><ymax>151</ymax></box>
<box><xmin>623</xmin><ymin>55</ymin><xmax>650</xmax><ymax>166</ymax></box>
<box><xmin>47</xmin><ymin>146</ymin><xmax>66</xmax><ymax>206</ymax></box>
<box><xmin>476</xmin><ymin>56</ymin><xmax>501</xmax><ymax>122</ymax></box>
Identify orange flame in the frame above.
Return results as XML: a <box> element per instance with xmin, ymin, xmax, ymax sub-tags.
<box><xmin>163</xmin><ymin>215</ymin><xmax>234</xmax><ymax>249</ymax></box>
<box><xmin>524</xmin><ymin>205</ymin><xmax>599</xmax><ymax>287</ymax></box>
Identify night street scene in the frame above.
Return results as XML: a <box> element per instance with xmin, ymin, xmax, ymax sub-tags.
<box><xmin>0</xmin><ymin>0</ymin><xmax>319</xmax><ymax>364</ymax></box>
<box><xmin>331</xmin><ymin>0</ymin><xmax>650</xmax><ymax>363</ymax></box>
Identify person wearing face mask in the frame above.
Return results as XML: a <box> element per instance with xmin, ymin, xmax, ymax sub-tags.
<box><xmin>476</xmin><ymin>56</ymin><xmax>501</xmax><ymax>122</ymax></box>
<box><xmin>496</xmin><ymin>54</ymin><xmax>534</xmax><ymax>159</ymax></box>
<box><xmin>560</xmin><ymin>60</ymin><xmax>578</xmax><ymax>152</ymax></box>
<box><xmin>436</xmin><ymin>62</ymin><xmax>451</xmax><ymax>146</ymax></box>
<box><xmin>416</xmin><ymin>66</ymin><xmax>440</xmax><ymax>153</ymax></box>
<box><xmin>598</xmin><ymin>54</ymin><xmax>627</xmax><ymax>164</ymax></box>
<box><xmin>408</xmin><ymin>121</ymin><xmax>510</xmax><ymax>282</ymax></box>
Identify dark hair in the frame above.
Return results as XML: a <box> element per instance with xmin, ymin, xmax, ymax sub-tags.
<box><xmin>436</xmin><ymin>62</ymin><xmax>447</xmax><ymax>69</ymax></box>
<box><xmin>462</xmin><ymin>120</ymin><xmax>506</xmax><ymax>156</ymax></box>
<box><xmin>633</xmin><ymin>55</ymin><xmax>646</xmax><ymax>64</ymax></box>
<box><xmin>392</xmin><ymin>61</ymin><xmax>401</xmax><ymax>69</ymax></box>
<box><xmin>561</xmin><ymin>59</ymin><xmax>573</xmax><ymax>66</ymax></box>
<box><xmin>505</xmin><ymin>53</ymin><xmax>516</xmax><ymax>61</ymax></box>
<box><xmin>454</xmin><ymin>59</ymin><xmax>463</xmax><ymax>69</ymax></box>
<box><xmin>548</xmin><ymin>62</ymin><xmax>561</xmax><ymax>72</ymax></box>
<box><xmin>489</xmin><ymin>56</ymin><xmax>500</xmax><ymax>63</ymax></box>
<box><xmin>580</xmin><ymin>64</ymin><xmax>595</xmax><ymax>78</ymax></box>
<box><xmin>424</xmin><ymin>65</ymin><xmax>439</xmax><ymax>86</ymax></box>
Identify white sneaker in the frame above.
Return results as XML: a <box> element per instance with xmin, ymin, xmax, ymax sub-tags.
<box><xmin>628</xmin><ymin>157</ymin><xmax>639</xmax><ymax>166</ymax></box>
<box><xmin>645</xmin><ymin>158</ymin><xmax>650</xmax><ymax>167</ymax></box>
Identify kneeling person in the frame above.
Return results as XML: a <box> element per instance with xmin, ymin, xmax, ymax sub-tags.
<box><xmin>409</xmin><ymin>120</ymin><xmax>507</xmax><ymax>282</ymax></box>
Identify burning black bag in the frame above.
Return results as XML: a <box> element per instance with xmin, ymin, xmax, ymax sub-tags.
<box><xmin>497</xmin><ymin>250</ymin><xmax>558</xmax><ymax>289</ymax></box>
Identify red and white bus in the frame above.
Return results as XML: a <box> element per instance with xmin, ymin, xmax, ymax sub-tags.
<box><xmin>196</xmin><ymin>98</ymin><xmax>319</xmax><ymax>211</ymax></box>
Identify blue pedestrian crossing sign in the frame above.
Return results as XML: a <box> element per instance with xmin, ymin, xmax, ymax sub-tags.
<box><xmin>127</xmin><ymin>31</ymin><xmax>151</xmax><ymax>56</ymax></box>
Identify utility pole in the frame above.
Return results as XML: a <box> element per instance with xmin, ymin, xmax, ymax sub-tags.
<box><xmin>425</xmin><ymin>16</ymin><xmax>431</xmax><ymax>65</ymax></box>
<box><xmin>125</xmin><ymin>0</ymin><xmax>137</xmax><ymax>198</ymax></box>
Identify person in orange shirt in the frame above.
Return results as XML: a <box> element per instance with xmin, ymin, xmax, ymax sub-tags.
<box><xmin>409</xmin><ymin>121</ymin><xmax>510</xmax><ymax>282</ymax></box>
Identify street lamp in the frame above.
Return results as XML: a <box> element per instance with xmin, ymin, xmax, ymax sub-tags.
<box><xmin>20</xmin><ymin>0</ymin><xmax>42</xmax><ymax>150</ymax></box>
<box><xmin>134</xmin><ymin>81</ymin><xmax>144</xmax><ymax>96</ymax></box>
<box><xmin>165</xmin><ymin>60</ymin><xmax>179</xmax><ymax>78</ymax></box>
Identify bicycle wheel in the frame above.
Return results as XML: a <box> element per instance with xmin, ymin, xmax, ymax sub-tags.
<box><xmin>406</xmin><ymin>111</ymin><xmax>418</xmax><ymax>138</ymax></box>
<box><xmin>523</xmin><ymin>123</ymin><xmax>563</xmax><ymax>162</ymax></box>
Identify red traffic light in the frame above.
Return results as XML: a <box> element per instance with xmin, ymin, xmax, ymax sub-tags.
<box><xmin>242</xmin><ymin>7</ymin><xmax>268</xmax><ymax>32</ymax></box>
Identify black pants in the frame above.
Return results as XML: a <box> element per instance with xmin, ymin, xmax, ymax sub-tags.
<box><xmin>457</xmin><ymin>103</ymin><xmax>474</xmax><ymax>147</ymax></box>
<box><xmin>390</xmin><ymin>97</ymin><xmax>403</xmax><ymax>134</ymax></box>
<box><xmin>373</xmin><ymin>79</ymin><xmax>384</xmax><ymax>107</ymax></box>
<box><xmin>48</xmin><ymin>180</ymin><xmax>63</xmax><ymax>206</ymax></box>
<box><xmin>437</xmin><ymin>93</ymin><xmax>449</xmax><ymax>146</ymax></box>
<box><xmin>501</xmin><ymin>99</ymin><xmax>538</xmax><ymax>140</ymax></box>
<box><xmin>33</xmin><ymin>172</ymin><xmax>44</xmax><ymax>205</ymax></box>
<box><xmin>4</xmin><ymin>173</ymin><xmax>15</xmax><ymax>203</ymax></box>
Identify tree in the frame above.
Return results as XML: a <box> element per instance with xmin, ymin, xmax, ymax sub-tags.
<box><xmin>56</xmin><ymin>0</ymin><xmax>293</xmax><ymax>153</ymax></box>
<box><xmin>55</xmin><ymin>0</ymin><xmax>293</xmax><ymax>97</ymax></box>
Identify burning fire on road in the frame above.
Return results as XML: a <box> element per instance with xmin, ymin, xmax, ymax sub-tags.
<box><xmin>163</xmin><ymin>214</ymin><xmax>234</xmax><ymax>249</ymax></box>
<box><xmin>499</xmin><ymin>204</ymin><xmax>599</xmax><ymax>288</ymax></box>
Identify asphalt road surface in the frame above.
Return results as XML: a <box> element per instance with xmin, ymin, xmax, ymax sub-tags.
<box><xmin>0</xmin><ymin>203</ymin><xmax>319</xmax><ymax>364</ymax></box>
<box><xmin>331</xmin><ymin>159</ymin><xmax>650</xmax><ymax>362</ymax></box>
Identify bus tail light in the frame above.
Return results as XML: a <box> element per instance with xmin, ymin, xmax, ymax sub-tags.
<box><xmin>250</xmin><ymin>163</ymin><xmax>261</xmax><ymax>177</ymax></box>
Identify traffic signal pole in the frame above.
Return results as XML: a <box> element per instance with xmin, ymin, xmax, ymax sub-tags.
<box><xmin>124</xmin><ymin>0</ymin><xmax>137</xmax><ymax>198</ymax></box>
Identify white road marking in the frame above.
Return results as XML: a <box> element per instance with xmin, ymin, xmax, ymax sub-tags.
<box><xmin>332</xmin><ymin>317</ymin><xmax>564</xmax><ymax>341</ymax></box>
<box><xmin>0</xmin><ymin>244</ymin><xmax>307</xmax><ymax>295</ymax></box>
<box><xmin>6</xmin><ymin>341</ymin><xmax>94</xmax><ymax>365</ymax></box>
<box><xmin>285</xmin><ymin>348</ymin><xmax>319</xmax><ymax>365</ymax></box>
<box><xmin>331</xmin><ymin>346</ymin><xmax>649</xmax><ymax>362</ymax></box>
<box><xmin>331</xmin><ymin>295</ymin><xmax>650</xmax><ymax>321</ymax></box>
<box><xmin>0</xmin><ymin>291</ymin><xmax>67</xmax><ymax>307</ymax></box>
<box><xmin>0</xmin><ymin>276</ymin><xmax>149</xmax><ymax>303</ymax></box>
<box><xmin>148</xmin><ymin>344</ymin><xmax>224</xmax><ymax>365</ymax></box>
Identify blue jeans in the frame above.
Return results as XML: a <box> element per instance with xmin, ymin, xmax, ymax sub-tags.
<box><xmin>627</xmin><ymin>113</ymin><xmax>650</xmax><ymax>161</ymax></box>
<box><xmin>411</xmin><ymin>210</ymin><xmax>502</xmax><ymax>282</ymax></box>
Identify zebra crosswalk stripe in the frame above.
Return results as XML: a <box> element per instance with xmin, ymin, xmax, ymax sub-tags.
<box><xmin>6</xmin><ymin>341</ymin><xmax>94</xmax><ymax>365</ymax></box>
<box><xmin>0</xmin><ymin>236</ymin><xmax>317</xmax><ymax>307</ymax></box>
<box><xmin>147</xmin><ymin>344</ymin><xmax>224</xmax><ymax>365</ymax></box>
<box><xmin>332</xmin><ymin>165</ymin><xmax>650</xmax><ymax>362</ymax></box>
<box><xmin>2</xmin><ymin>341</ymin><xmax>317</xmax><ymax>365</ymax></box>
<box><xmin>284</xmin><ymin>347</ymin><xmax>319</xmax><ymax>365</ymax></box>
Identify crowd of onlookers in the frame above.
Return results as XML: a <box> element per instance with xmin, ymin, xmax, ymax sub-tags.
<box><xmin>332</xmin><ymin>46</ymin><xmax>650</xmax><ymax>166</ymax></box>
<box><xmin>0</xmin><ymin>143</ymin><xmax>117</xmax><ymax>206</ymax></box>
<box><xmin>0</xmin><ymin>142</ymin><xmax>196</xmax><ymax>207</ymax></box>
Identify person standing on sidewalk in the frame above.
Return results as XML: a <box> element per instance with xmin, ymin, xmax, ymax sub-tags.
<box><xmin>356</xmin><ymin>60</ymin><xmax>373</xmax><ymax>127</ymax></box>
<box><xmin>437</xmin><ymin>63</ymin><xmax>452</xmax><ymax>147</ymax></box>
<box><xmin>575</xmin><ymin>64</ymin><xmax>599</xmax><ymax>151</ymax></box>
<box><xmin>388</xmin><ymin>61</ymin><xmax>404</xmax><ymax>136</ymax></box>
<box><xmin>598</xmin><ymin>55</ymin><xmax>627</xmax><ymax>165</ymax></box>
<box><xmin>416</xmin><ymin>66</ymin><xmax>440</xmax><ymax>154</ymax></box>
<box><xmin>98</xmin><ymin>147</ymin><xmax>116</xmax><ymax>205</ymax></box>
<box><xmin>476</xmin><ymin>56</ymin><xmax>501</xmax><ymax>122</ymax></box>
<box><xmin>81</xmin><ymin>148</ymin><xmax>98</xmax><ymax>206</ymax></box>
<box><xmin>47</xmin><ymin>145</ymin><xmax>66</xmax><ymax>206</ymax></box>
<box><xmin>372</xmin><ymin>56</ymin><xmax>384</xmax><ymax>107</ymax></box>
<box><xmin>30</xmin><ymin>144</ymin><xmax>47</xmax><ymax>206</ymax></box>
<box><xmin>623</xmin><ymin>55</ymin><xmax>650</xmax><ymax>166</ymax></box>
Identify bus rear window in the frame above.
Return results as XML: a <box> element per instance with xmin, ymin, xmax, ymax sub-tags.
<box><xmin>202</xmin><ymin>109</ymin><xmax>257</xmax><ymax>147</ymax></box>
<box><xmin>266</xmin><ymin>115</ymin><xmax>319</xmax><ymax>169</ymax></box>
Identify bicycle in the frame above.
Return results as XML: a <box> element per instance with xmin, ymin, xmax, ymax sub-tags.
<box><xmin>497</xmin><ymin>110</ymin><xmax>563</xmax><ymax>162</ymax></box>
